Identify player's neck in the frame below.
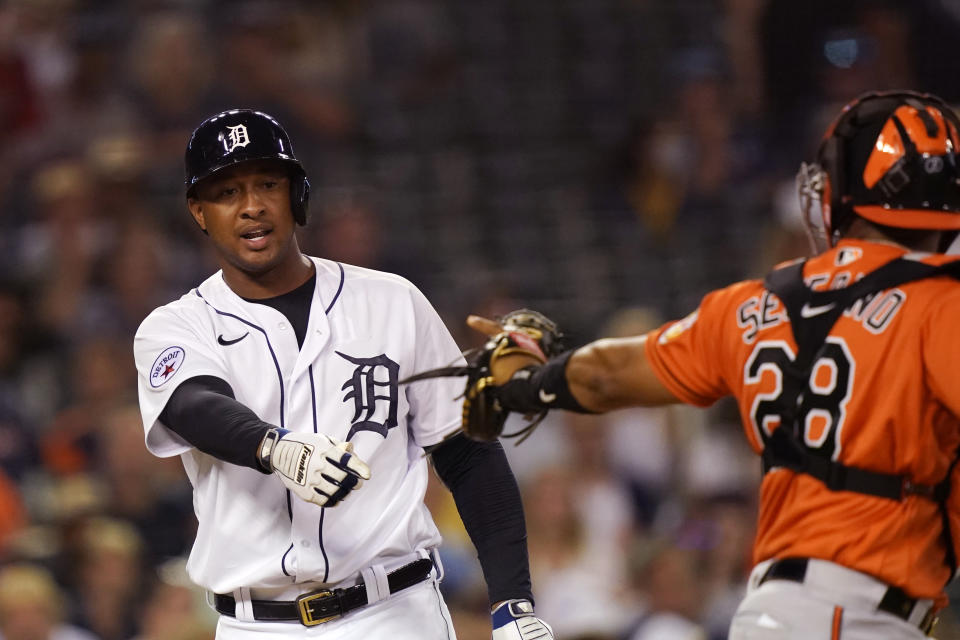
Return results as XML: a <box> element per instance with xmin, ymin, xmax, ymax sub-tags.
<box><xmin>223</xmin><ymin>251</ymin><xmax>315</xmax><ymax>299</ymax></box>
<box><xmin>842</xmin><ymin>218</ymin><xmax>941</xmax><ymax>253</ymax></box>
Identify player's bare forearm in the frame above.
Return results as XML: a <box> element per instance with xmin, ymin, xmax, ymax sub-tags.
<box><xmin>567</xmin><ymin>335</ymin><xmax>680</xmax><ymax>412</ymax></box>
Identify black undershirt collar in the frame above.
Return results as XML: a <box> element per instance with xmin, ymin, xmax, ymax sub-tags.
<box><xmin>242</xmin><ymin>273</ymin><xmax>316</xmax><ymax>349</ymax></box>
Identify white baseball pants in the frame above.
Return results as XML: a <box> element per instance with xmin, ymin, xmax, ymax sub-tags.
<box><xmin>728</xmin><ymin>558</ymin><xmax>934</xmax><ymax>639</ymax></box>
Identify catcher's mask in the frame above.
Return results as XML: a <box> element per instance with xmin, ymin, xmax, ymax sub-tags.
<box><xmin>797</xmin><ymin>90</ymin><xmax>960</xmax><ymax>253</ymax></box>
<box><xmin>184</xmin><ymin>109</ymin><xmax>311</xmax><ymax>226</ymax></box>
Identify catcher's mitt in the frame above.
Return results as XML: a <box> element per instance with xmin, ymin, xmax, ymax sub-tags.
<box><xmin>402</xmin><ymin>309</ymin><xmax>565</xmax><ymax>442</ymax></box>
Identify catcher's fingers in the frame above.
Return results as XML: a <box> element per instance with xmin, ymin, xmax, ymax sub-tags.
<box><xmin>467</xmin><ymin>315</ymin><xmax>503</xmax><ymax>337</ymax></box>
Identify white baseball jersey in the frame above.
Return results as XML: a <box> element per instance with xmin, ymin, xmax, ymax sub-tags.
<box><xmin>134</xmin><ymin>257</ymin><xmax>465</xmax><ymax>595</ymax></box>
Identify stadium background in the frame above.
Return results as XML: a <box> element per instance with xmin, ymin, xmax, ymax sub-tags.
<box><xmin>2</xmin><ymin>1</ymin><xmax>960</xmax><ymax>638</ymax></box>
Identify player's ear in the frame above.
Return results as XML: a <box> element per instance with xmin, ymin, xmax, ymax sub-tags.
<box><xmin>187</xmin><ymin>199</ymin><xmax>208</xmax><ymax>233</ymax></box>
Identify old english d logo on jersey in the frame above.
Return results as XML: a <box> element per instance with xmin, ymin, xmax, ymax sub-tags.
<box><xmin>222</xmin><ymin>124</ymin><xmax>250</xmax><ymax>153</ymax></box>
<box><xmin>336</xmin><ymin>352</ymin><xmax>399</xmax><ymax>440</ymax></box>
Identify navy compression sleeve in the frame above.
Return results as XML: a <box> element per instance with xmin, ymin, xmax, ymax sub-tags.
<box><xmin>429</xmin><ymin>434</ymin><xmax>533</xmax><ymax>605</ymax></box>
<box><xmin>159</xmin><ymin>375</ymin><xmax>272</xmax><ymax>473</ymax></box>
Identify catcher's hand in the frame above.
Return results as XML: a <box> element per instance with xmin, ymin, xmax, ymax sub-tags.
<box><xmin>403</xmin><ymin>309</ymin><xmax>565</xmax><ymax>442</ymax></box>
<box><xmin>259</xmin><ymin>428</ymin><xmax>371</xmax><ymax>507</ymax></box>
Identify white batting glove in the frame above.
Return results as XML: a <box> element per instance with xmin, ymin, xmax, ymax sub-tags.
<box><xmin>258</xmin><ymin>428</ymin><xmax>371</xmax><ymax>507</ymax></box>
<box><xmin>491</xmin><ymin>600</ymin><xmax>554</xmax><ymax>640</ymax></box>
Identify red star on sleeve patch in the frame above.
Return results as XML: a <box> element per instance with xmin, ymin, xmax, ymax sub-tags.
<box><xmin>149</xmin><ymin>346</ymin><xmax>186</xmax><ymax>388</ymax></box>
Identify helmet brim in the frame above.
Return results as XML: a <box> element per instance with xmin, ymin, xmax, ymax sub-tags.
<box><xmin>853</xmin><ymin>204</ymin><xmax>960</xmax><ymax>230</ymax></box>
<box><xmin>187</xmin><ymin>155</ymin><xmax>302</xmax><ymax>189</ymax></box>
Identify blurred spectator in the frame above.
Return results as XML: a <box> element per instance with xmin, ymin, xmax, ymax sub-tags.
<box><xmin>66</xmin><ymin>517</ymin><xmax>145</xmax><ymax>640</ymax></box>
<box><xmin>594</xmin><ymin>308</ymin><xmax>689</xmax><ymax>527</ymax></box>
<box><xmin>0</xmin><ymin>6</ymin><xmax>42</xmax><ymax>143</ymax></box>
<box><xmin>24</xmin><ymin>159</ymin><xmax>113</xmax><ymax>346</ymax></box>
<box><xmin>11</xmin><ymin>2</ymin><xmax>73</xmax><ymax>105</ymax></box>
<box><xmin>126</xmin><ymin>10</ymin><xmax>214</xmax><ymax>142</ymax></box>
<box><xmin>96</xmin><ymin>405</ymin><xmax>194</xmax><ymax>564</ymax></box>
<box><xmin>0</xmin><ymin>281</ymin><xmax>51</xmax><ymax>473</ymax></box>
<box><xmin>35</xmin><ymin>6</ymin><xmax>136</xmax><ymax>159</ymax></box>
<box><xmin>624</xmin><ymin>538</ymin><xmax>708</xmax><ymax>640</ymax></box>
<box><xmin>80</xmin><ymin>219</ymin><xmax>180</xmax><ymax>341</ymax></box>
<box><xmin>523</xmin><ymin>465</ymin><xmax>634</xmax><ymax>638</ymax></box>
<box><xmin>266</xmin><ymin>4</ymin><xmax>357</xmax><ymax>139</ymax></box>
<box><xmin>302</xmin><ymin>189</ymin><xmax>429</xmax><ymax>286</ymax></box>
<box><xmin>308</xmin><ymin>193</ymin><xmax>387</xmax><ymax>267</ymax></box>
<box><xmin>130</xmin><ymin>557</ymin><xmax>215</xmax><ymax>640</ymax></box>
<box><xmin>690</xmin><ymin>495</ymin><xmax>755</xmax><ymax>640</ymax></box>
<box><xmin>589</xmin><ymin>49</ymin><xmax>769</xmax><ymax>316</ymax></box>
<box><xmin>0</xmin><ymin>470</ymin><xmax>26</xmax><ymax>559</ymax></box>
<box><xmin>39</xmin><ymin>338</ymin><xmax>135</xmax><ymax>476</ymax></box>
<box><xmin>682</xmin><ymin>401</ymin><xmax>760</xmax><ymax>501</ymax></box>
<box><xmin>559</xmin><ymin>413</ymin><xmax>634</xmax><ymax>585</ymax></box>
<box><xmin>0</xmin><ymin>562</ymin><xmax>98</xmax><ymax>640</ymax></box>
<box><xmin>363</xmin><ymin>0</ymin><xmax>456</xmax><ymax>107</ymax></box>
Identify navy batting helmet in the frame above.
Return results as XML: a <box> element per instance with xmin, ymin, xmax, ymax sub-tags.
<box><xmin>184</xmin><ymin>109</ymin><xmax>310</xmax><ymax>225</ymax></box>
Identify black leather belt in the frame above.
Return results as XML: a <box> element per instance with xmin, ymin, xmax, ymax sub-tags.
<box><xmin>759</xmin><ymin>557</ymin><xmax>937</xmax><ymax>635</ymax></box>
<box><xmin>214</xmin><ymin>558</ymin><xmax>433</xmax><ymax>627</ymax></box>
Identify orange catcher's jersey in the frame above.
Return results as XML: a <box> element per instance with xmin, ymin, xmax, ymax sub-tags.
<box><xmin>645</xmin><ymin>239</ymin><xmax>960</xmax><ymax>600</ymax></box>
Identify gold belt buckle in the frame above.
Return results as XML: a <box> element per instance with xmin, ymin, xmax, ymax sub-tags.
<box><xmin>296</xmin><ymin>590</ymin><xmax>338</xmax><ymax>627</ymax></box>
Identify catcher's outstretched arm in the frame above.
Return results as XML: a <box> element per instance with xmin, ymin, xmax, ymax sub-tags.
<box><xmin>402</xmin><ymin>310</ymin><xmax>680</xmax><ymax>443</ymax></box>
<box><xmin>567</xmin><ymin>336</ymin><xmax>680</xmax><ymax>411</ymax></box>
<box><xmin>466</xmin><ymin>315</ymin><xmax>680</xmax><ymax>412</ymax></box>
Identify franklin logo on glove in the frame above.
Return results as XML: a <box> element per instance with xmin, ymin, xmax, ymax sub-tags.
<box><xmin>295</xmin><ymin>446</ymin><xmax>310</xmax><ymax>484</ymax></box>
<box><xmin>259</xmin><ymin>428</ymin><xmax>370</xmax><ymax>508</ymax></box>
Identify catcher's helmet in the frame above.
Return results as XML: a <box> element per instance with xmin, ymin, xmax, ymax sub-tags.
<box><xmin>798</xmin><ymin>90</ymin><xmax>960</xmax><ymax>250</ymax></box>
<box><xmin>184</xmin><ymin>109</ymin><xmax>310</xmax><ymax>225</ymax></box>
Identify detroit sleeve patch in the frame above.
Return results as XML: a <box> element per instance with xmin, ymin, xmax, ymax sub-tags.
<box><xmin>150</xmin><ymin>346</ymin><xmax>187</xmax><ymax>388</ymax></box>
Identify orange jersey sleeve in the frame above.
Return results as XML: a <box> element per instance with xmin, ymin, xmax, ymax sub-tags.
<box><xmin>643</xmin><ymin>302</ymin><xmax>731</xmax><ymax>408</ymax></box>
<box><xmin>644</xmin><ymin>240</ymin><xmax>960</xmax><ymax>602</ymax></box>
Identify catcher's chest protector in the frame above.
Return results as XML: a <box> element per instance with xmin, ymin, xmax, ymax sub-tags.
<box><xmin>763</xmin><ymin>257</ymin><xmax>960</xmax><ymax>573</ymax></box>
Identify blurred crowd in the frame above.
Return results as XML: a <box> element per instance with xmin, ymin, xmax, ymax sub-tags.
<box><xmin>3</xmin><ymin>0</ymin><xmax>960</xmax><ymax>639</ymax></box>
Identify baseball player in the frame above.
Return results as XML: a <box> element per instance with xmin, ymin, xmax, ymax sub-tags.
<box><xmin>133</xmin><ymin>109</ymin><xmax>552</xmax><ymax>639</ymax></box>
<box><xmin>454</xmin><ymin>91</ymin><xmax>960</xmax><ymax>639</ymax></box>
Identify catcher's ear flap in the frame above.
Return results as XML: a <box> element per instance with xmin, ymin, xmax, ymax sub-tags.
<box><xmin>821</xmin><ymin>162</ymin><xmax>834</xmax><ymax>239</ymax></box>
<box><xmin>818</xmin><ymin>124</ymin><xmax>846</xmax><ymax>241</ymax></box>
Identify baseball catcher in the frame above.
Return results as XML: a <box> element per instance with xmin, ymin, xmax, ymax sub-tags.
<box><xmin>413</xmin><ymin>90</ymin><xmax>960</xmax><ymax>639</ymax></box>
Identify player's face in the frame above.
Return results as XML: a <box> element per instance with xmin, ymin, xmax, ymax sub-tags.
<box><xmin>188</xmin><ymin>160</ymin><xmax>301</xmax><ymax>281</ymax></box>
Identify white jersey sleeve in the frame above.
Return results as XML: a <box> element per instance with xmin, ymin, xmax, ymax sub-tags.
<box><xmin>404</xmin><ymin>285</ymin><xmax>467</xmax><ymax>448</ymax></box>
<box><xmin>134</xmin><ymin>301</ymin><xmax>229</xmax><ymax>457</ymax></box>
